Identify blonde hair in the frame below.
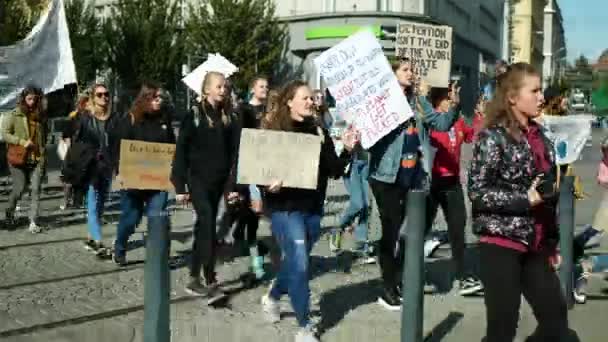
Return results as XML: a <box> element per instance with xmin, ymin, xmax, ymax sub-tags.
<box><xmin>200</xmin><ymin>72</ymin><xmax>232</xmax><ymax>127</ymax></box>
<box><xmin>86</xmin><ymin>83</ymin><xmax>111</xmax><ymax>119</ymax></box>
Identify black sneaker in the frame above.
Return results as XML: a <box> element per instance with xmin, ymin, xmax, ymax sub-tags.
<box><xmin>378</xmin><ymin>286</ymin><xmax>402</xmax><ymax>311</ymax></box>
<box><xmin>113</xmin><ymin>253</ymin><xmax>128</xmax><ymax>267</ymax></box>
<box><xmin>84</xmin><ymin>239</ymin><xmax>99</xmax><ymax>252</ymax></box>
<box><xmin>458</xmin><ymin>277</ymin><xmax>484</xmax><ymax>296</ymax></box>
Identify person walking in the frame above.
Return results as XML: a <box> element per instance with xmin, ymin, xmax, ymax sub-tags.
<box><xmin>468</xmin><ymin>63</ymin><xmax>572</xmax><ymax>342</ymax></box>
<box><xmin>1</xmin><ymin>86</ymin><xmax>48</xmax><ymax>233</ymax></box>
<box><xmin>171</xmin><ymin>71</ymin><xmax>240</xmax><ymax>303</ymax></box>
<box><xmin>112</xmin><ymin>82</ymin><xmax>175</xmax><ymax>266</ymax></box>
<box><xmin>258</xmin><ymin>80</ymin><xmax>355</xmax><ymax>342</ymax></box>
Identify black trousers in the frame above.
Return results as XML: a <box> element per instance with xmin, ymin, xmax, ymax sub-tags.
<box><xmin>479</xmin><ymin>243</ymin><xmax>569</xmax><ymax>342</ymax></box>
<box><xmin>370</xmin><ymin>179</ymin><xmax>408</xmax><ymax>289</ymax></box>
<box><xmin>189</xmin><ymin>180</ymin><xmax>224</xmax><ymax>280</ymax></box>
<box><xmin>426</xmin><ymin>176</ymin><xmax>467</xmax><ymax>278</ymax></box>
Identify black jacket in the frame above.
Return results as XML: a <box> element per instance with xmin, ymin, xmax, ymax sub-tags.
<box><xmin>263</xmin><ymin>119</ymin><xmax>350</xmax><ymax>214</ymax></box>
<box><xmin>67</xmin><ymin>111</ymin><xmax>120</xmax><ymax>182</ymax></box>
<box><xmin>171</xmin><ymin>102</ymin><xmax>240</xmax><ymax>194</ymax></box>
<box><xmin>238</xmin><ymin>102</ymin><xmax>265</xmax><ymax>129</ymax></box>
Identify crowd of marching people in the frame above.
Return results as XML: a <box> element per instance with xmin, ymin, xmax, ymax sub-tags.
<box><xmin>2</xmin><ymin>57</ymin><xmax>608</xmax><ymax>342</ymax></box>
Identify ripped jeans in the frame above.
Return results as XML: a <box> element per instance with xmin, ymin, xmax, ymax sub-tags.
<box><xmin>268</xmin><ymin>211</ymin><xmax>321</xmax><ymax>328</ymax></box>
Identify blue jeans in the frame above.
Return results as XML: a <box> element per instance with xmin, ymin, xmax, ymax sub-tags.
<box><xmin>339</xmin><ymin>159</ymin><xmax>370</xmax><ymax>243</ymax></box>
<box><xmin>87</xmin><ymin>178</ymin><xmax>110</xmax><ymax>241</ymax></box>
<box><xmin>114</xmin><ymin>190</ymin><xmax>170</xmax><ymax>257</ymax></box>
<box><xmin>269</xmin><ymin>211</ymin><xmax>321</xmax><ymax>328</ymax></box>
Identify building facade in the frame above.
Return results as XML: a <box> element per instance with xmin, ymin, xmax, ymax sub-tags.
<box><xmin>276</xmin><ymin>0</ymin><xmax>505</xmax><ymax>114</ymax></box>
<box><xmin>509</xmin><ymin>0</ymin><xmax>566</xmax><ymax>86</ymax></box>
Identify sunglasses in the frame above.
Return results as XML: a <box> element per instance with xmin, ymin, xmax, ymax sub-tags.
<box><xmin>95</xmin><ymin>92</ymin><xmax>110</xmax><ymax>98</ymax></box>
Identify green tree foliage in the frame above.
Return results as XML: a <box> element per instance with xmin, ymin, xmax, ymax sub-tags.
<box><xmin>103</xmin><ymin>0</ymin><xmax>184</xmax><ymax>95</ymax></box>
<box><xmin>0</xmin><ymin>0</ymin><xmax>50</xmax><ymax>46</ymax></box>
<box><xmin>185</xmin><ymin>0</ymin><xmax>287</xmax><ymax>93</ymax></box>
<box><xmin>64</xmin><ymin>0</ymin><xmax>104</xmax><ymax>88</ymax></box>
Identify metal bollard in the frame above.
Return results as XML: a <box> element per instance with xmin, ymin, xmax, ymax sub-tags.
<box><xmin>558</xmin><ymin>175</ymin><xmax>575</xmax><ymax>309</ymax></box>
<box><xmin>143</xmin><ymin>217</ymin><xmax>171</xmax><ymax>342</ymax></box>
<box><xmin>401</xmin><ymin>189</ymin><xmax>427</xmax><ymax>342</ymax></box>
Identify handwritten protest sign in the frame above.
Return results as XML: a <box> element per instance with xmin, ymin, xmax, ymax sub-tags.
<box><xmin>118</xmin><ymin>140</ymin><xmax>176</xmax><ymax>190</ymax></box>
<box><xmin>540</xmin><ymin>115</ymin><xmax>593</xmax><ymax>165</ymax></box>
<box><xmin>314</xmin><ymin>29</ymin><xmax>413</xmax><ymax>149</ymax></box>
<box><xmin>237</xmin><ymin>129</ymin><xmax>321</xmax><ymax>190</ymax></box>
<box><xmin>396</xmin><ymin>21</ymin><xmax>453</xmax><ymax>87</ymax></box>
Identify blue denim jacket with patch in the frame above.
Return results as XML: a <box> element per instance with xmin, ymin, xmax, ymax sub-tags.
<box><xmin>368</xmin><ymin>96</ymin><xmax>460</xmax><ymax>184</ymax></box>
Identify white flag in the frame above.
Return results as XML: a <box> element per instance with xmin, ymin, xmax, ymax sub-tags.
<box><xmin>182</xmin><ymin>53</ymin><xmax>238</xmax><ymax>95</ymax></box>
<box><xmin>0</xmin><ymin>0</ymin><xmax>77</xmax><ymax>111</ymax></box>
<box><xmin>540</xmin><ymin>115</ymin><xmax>594</xmax><ymax>165</ymax></box>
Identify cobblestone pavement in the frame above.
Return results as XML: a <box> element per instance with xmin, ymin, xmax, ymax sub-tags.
<box><xmin>1</xmin><ymin>132</ymin><xmax>607</xmax><ymax>342</ymax></box>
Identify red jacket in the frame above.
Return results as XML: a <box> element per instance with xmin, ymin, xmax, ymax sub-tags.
<box><xmin>430</xmin><ymin>117</ymin><xmax>474</xmax><ymax>178</ymax></box>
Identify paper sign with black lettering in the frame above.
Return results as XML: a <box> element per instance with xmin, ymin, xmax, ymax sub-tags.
<box><xmin>118</xmin><ymin>140</ymin><xmax>176</xmax><ymax>190</ymax></box>
<box><xmin>237</xmin><ymin>129</ymin><xmax>321</xmax><ymax>190</ymax></box>
<box><xmin>396</xmin><ymin>21</ymin><xmax>453</xmax><ymax>87</ymax></box>
<box><xmin>314</xmin><ymin>29</ymin><xmax>413</xmax><ymax>149</ymax></box>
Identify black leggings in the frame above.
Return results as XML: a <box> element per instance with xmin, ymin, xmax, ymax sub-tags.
<box><xmin>370</xmin><ymin>179</ymin><xmax>408</xmax><ymax>289</ymax></box>
<box><xmin>426</xmin><ymin>176</ymin><xmax>467</xmax><ymax>278</ymax></box>
<box><xmin>479</xmin><ymin>243</ymin><xmax>569</xmax><ymax>342</ymax></box>
<box><xmin>189</xmin><ymin>181</ymin><xmax>224</xmax><ymax>280</ymax></box>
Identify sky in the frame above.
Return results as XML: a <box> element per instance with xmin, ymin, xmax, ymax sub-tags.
<box><xmin>560</xmin><ymin>0</ymin><xmax>607</xmax><ymax>63</ymax></box>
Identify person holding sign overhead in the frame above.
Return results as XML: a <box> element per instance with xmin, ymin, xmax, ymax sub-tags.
<box><xmin>366</xmin><ymin>57</ymin><xmax>461</xmax><ymax>311</ymax></box>
<box><xmin>171</xmin><ymin>71</ymin><xmax>240</xmax><ymax>304</ymax></box>
<box><xmin>111</xmin><ymin>82</ymin><xmax>176</xmax><ymax>266</ymax></box>
<box><xmin>258</xmin><ymin>80</ymin><xmax>356</xmax><ymax>342</ymax></box>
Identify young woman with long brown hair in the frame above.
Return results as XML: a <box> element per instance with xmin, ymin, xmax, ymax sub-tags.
<box><xmin>468</xmin><ymin>63</ymin><xmax>573</xmax><ymax>341</ymax></box>
<box><xmin>112</xmin><ymin>82</ymin><xmax>175</xmax><ymax>266</ymax></box>
<box><xmin>171</xmin><ymin>71</ymin><xmax>240</xmax><ymax>303</ymax></box>
<box><xmin>257</xmin><ymin>80</ymin><xmax>356</xmax><ymax>342</ymax></box>
<box><xmin>1</xmin><ymin>86</ymin><xmax>47</xmax><ymax>233</ymax></box>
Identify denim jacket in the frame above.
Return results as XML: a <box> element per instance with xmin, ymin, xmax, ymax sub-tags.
<box><xmin>368</xmin><ymin>96</ymin><xmax>460</xmax><ymax>184</ymax></box>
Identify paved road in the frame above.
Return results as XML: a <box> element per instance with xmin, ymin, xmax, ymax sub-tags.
<box><xmin>0</xmin><ymin>130</ymin><xmax>607</xmax><ymax>342</ymax></box>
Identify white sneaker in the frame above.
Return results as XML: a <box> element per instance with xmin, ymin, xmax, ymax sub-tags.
<box><xmin>295</xmin><ymin>325</ymin><xmax>319</xmax><ymax>342</ymax></box>
<box><xmin>261</xmin><ymin>294</ymin><xmax>280</xmax><ymax>323</ymax></box>
<box><xmin>28</xmin><ymin>222</ymin><xmax>42</xmax><ymax>234</ymax></box>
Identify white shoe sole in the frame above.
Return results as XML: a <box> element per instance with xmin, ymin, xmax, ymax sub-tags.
<box><xmin>377</xmin><ymin>297</ymin><xmax>401</xmax><ymax>311</ymax></box>
<box><xmin>459</xmin><ymin>284</ymin><xmax>484</xmax><ymax>296</ymax></box>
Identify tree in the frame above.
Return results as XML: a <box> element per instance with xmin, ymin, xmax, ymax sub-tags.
<box><xmin>572</xmin><ymin>55</ymin><xmax>593</xmax><ymax>74</ymax></box>
<box><xmin>0</xmin><ymin>0</ymin><xmax>49</xmax><ymax>46</ymax></box>
<box><xmin>102</xmin><ymin>0</ymin><xmax>184</xmax><ymax>98</ymax></box>
<box><xmin>185</xmin><ymin>0</ymin><xmax>287</xmax><ymax>93</ymax></box>
<box><xmin>64</xmin><ymin>0</ymin><xmax>104</xmax><ymax>88</ymax></box>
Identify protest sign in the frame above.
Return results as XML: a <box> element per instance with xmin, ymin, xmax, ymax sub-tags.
<box><xmin>0</xmin><ymin>0</ymin><xmax>77</xmax><ymax>111</ymax></box>
<box><xmin>396</xmin><ymin>21</ymin><xmax>453</xmax><ymax>87</ymax></box>
<box><xmin>314</xmin><ymin>29</ymin><xmax>413</xmax><ymax>149</ymax></box>
<box><xmin>182</xmin><ymin>53</ymin><xmax>238</xmax><ymax>95</ymax></box>
<box><xmin>237</xmin><ymin>129</ymin><xmax>321</xmax><ymax>190</ymax></box>
<box><xmin>118</xmin><ymin>140</ymin><xmax>176</xmax><ymax>190</ymax></box>
<box><xmin>540</xmin><ymin>115</ymin><xmax>593</xmax><ymax>165</ymax></box>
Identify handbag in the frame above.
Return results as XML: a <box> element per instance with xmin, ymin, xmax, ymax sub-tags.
<box><xmin>6</xmin><ymin>144</ymin><xmax>27</xmax><ymax>166</ymax></box>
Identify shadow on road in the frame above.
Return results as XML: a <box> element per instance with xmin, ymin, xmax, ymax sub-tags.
<box><xmin>425</xmin><ymin>311</ymin><xmax>464</xmax><ymax>342</ymax></box>
<box><xmin>317</xmin><ymin>278</ymin><xmax>382</xmax><ymax>335</ymax></box>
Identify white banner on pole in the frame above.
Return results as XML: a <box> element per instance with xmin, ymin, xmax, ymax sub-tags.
<box><xmin>182</xmin><ymin>53</ymin><xmax>239</xmax><ymax>95</ymax></box>
<box><xmin>314</xmin><ymin>30</ymin><xmax>413</xmax><ymax>149</ymax></box>
<box><xmin>540</xmin><ymin>115</ymin><xmax>594</xmax><ymax>165</ymax></box>
<box><xmin>0</xmin><ymin>0</ymin><xmax>77</xmax><ymax>111</ymax></box>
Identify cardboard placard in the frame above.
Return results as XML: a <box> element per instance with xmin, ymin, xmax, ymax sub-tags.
<box><xmin>118</xmin><ymin>140</ymin><xmax>176</xmax><ymax>190</ymax></box>
<box><xmin>396</xmin><ymin>21</ymin><xmax>453</xmax><ymax>87</ymax></box>
<box><xmin>314</xmin><ymin>29</ymin><xmax>413</xmax><ymax>149</ymax></box>
<box><xmin>237</xmin><ymin>129</ymin><xmax>321</xmax><ymax>190</ymax></box>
